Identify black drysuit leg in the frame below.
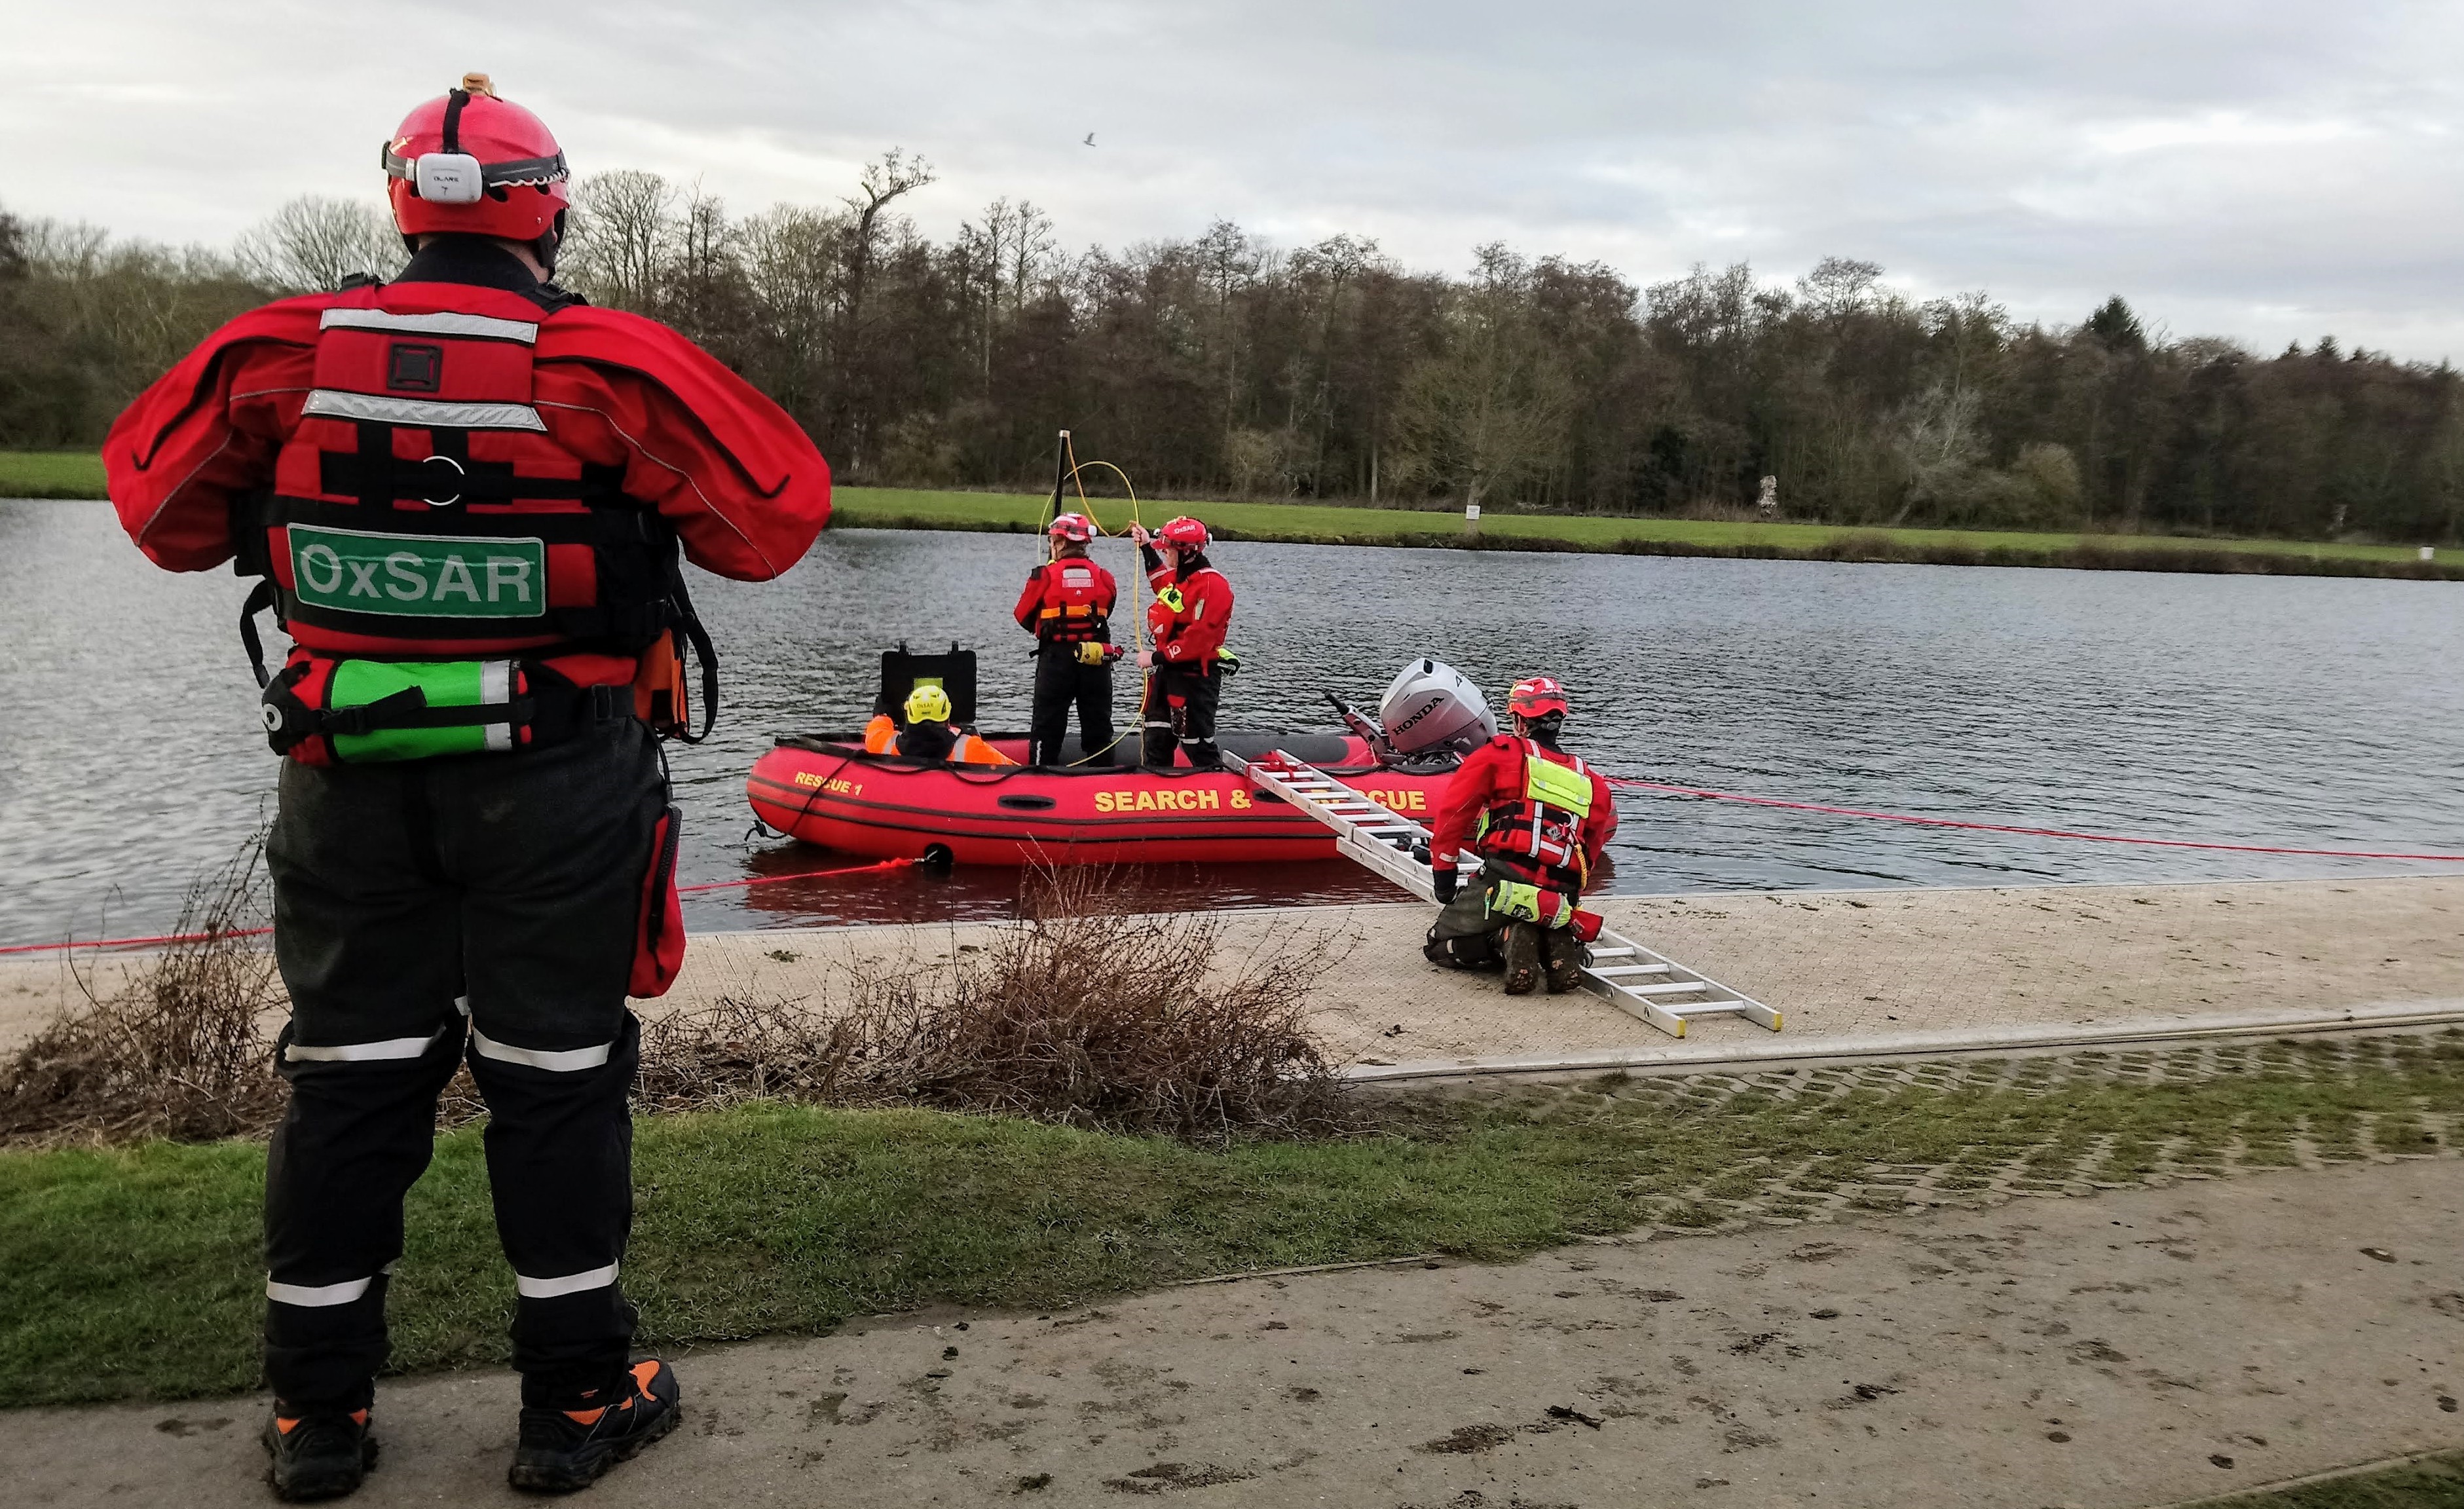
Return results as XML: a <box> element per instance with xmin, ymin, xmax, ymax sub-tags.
<box><xmin>1029</xmin><ymin>647</ymin><xmax>1115</xmax><ymax>766</ymax></box>
<box><xmin>1142</xmin><ymin>663</ymin><xmax>1223</xmax><ymax>767</ymax></box>
<box><xmin>261</xmin><ymin>719</ymin><xmax>665</xmax><ymax>1411</ymax></box>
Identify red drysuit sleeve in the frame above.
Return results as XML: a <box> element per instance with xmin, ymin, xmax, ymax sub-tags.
<box><xmin>1148</xmin><ymin>568</ymin><xmax>1232</xmax><ymax>662</ymax></box>
<box><xmin>103</xmin><ymin>298</ymin><xmax>325</xmax><ymax>570</ymax></box>
<box><xmin>531</xmin><ymin>307</ymin><xmax>830</xmax><ymax>582</ymax></box>
<box><xmin>1582</xmin><ymin>766</ymin><xmax>1620</xmax><ymax>874</ymax></box>
<box><xmin>1430</xmin><ymin>737</ymin><xmax>1516</xmax><ymax>873</ymax></box>
<box><xmin>1014</xmin><ymin>565</ymin><xmax>1047</xmax><ymax>631</ymax></box>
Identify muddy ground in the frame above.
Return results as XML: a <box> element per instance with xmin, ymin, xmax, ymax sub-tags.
<box><xmin>21</xmin><ymin>1158</ymin><xmax>2463</xmax><ymax>1508</ymax></box>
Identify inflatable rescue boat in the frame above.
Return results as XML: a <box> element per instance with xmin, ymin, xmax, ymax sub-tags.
<box><xmin>747</xmin><ymin>647</ymin><xmax>1494</xmax><ymax>866</ymax></box>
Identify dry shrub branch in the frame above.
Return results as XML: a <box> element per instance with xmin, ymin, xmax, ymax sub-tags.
<box><xmin>1</xmin><ymin>833</ymin><xmax>285</xmax><ymax>1144</ymax></box>
<box><xmin>5</xmin><ymin>859</ymin><xmax>1353</xmax><ymax>1147</ymax></box>
<box><xmin>639</xmin><ymin>866</ymin><xmax>1354</xmax><ymax>1140</ymax></box>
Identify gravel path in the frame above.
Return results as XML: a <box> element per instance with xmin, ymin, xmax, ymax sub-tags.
<box><xmin>20</xmin><ymin>1156</ymin><xmax>2463</xmax><ymax>1508</ymax></box>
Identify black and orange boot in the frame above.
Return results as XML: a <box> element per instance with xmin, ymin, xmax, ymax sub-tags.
<box><xmin>262</xmin><ymin>1404</ymin><xmax>376</xmax><ymax>1501</ymax></box>
<box><xmin>508</xmin><ymin>1358</ymin><xmax>682</xmax><ymax>1494</ymax></box>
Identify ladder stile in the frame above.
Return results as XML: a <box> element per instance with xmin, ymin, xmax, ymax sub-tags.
<box><xmin>1223</xmin><ymin>748</ymin><xmax>1780</xmax><ymax>1039</ymax></box>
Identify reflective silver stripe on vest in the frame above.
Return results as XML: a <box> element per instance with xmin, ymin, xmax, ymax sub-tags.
<box><xmin>267</xmin><ymin>1275</ymin><xmax>374</xmax><ymax>1307</ymax></box>
<box><xmin>481</xmin><ymin>661</ymin><xmax>513</xmax><ymax>751</ymax></box>
<box><xmin>470</xmin><ymin>1025</ymin><xmax>612</xmax><ymax>1072</ymax></box>
<box><xmin>284</xmin><ymin>1028</ymin><xmax>444</xmax><ymax>1064</ymax></box>
<box><xmin>513</xmin><ymin>1261</ymin><xmax>620</xmax><ymax>1299</ymax></box>
<box><xmin>318</xmin><ymin>307</ymin><xmax>540</xmax><ymax>344</ymax></box>
<box><xmin>301</xmin><ymin>390</ymin><xmax>548</xmax><ymax>432</ymax></box>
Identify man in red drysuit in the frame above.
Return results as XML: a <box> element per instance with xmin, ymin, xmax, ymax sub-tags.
<box><xmin>1013</xmin><ymin>511</ymin><xmax>1120</xmax><ymax>764</ymax></box>
<box><xmin>102</xmin><ymin>74</ymin><xmax>831</xmax><ymax>1499</ymax></box>
<box><xmin>1427</xmin><ymin>676</ymin><xmax>1618</xmax><ymax>995</ymax></box>
<box><xmin>1130</xmin><ymin>515</ymin><xmax>1233</xmax><ymax>766</ymax></box>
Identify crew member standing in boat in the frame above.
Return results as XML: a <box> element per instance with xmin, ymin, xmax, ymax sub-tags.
<box><xmin>1014</xmin><ymin>512</ymin><xmax>1119</xmax><ymax>765</ymax></box>
<box><xmin>1131</xmin><ymin>515</ymin><xmax>1233</xmax><ymax>768</ymax></box>
<box><xmin>102</xmin><ymin>75</ymin><xmax>831</xmax><ymax>1500</ymax></box>
<box><xmin>1426</xmin><ymin>676</ymin><xmax>1618</xmax><ymax>996</ymax></box>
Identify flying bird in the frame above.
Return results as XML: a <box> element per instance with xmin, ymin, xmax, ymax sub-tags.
<box><xmin>1083</xmin><ymin>132</ymin><xmax>1096</xmax><ymax>147</ymax></box>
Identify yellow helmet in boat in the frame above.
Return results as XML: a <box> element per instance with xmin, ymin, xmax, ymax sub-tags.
<box><xmin>904</xmin><ymin>684</ymin><xmax>952</xmax><ymax>724</ymax></box>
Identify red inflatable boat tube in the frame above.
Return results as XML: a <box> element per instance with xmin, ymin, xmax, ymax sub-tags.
<box><xmin>747</xmin><ymin>732</ymin><xmax>1449</xmax><ymax>866</ymax></box>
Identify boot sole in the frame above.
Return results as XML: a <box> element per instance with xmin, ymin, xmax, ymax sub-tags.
<box><xmin>508</xmin><ymin>1404</ymin><xmax>682</xmax><ymax>1495</ymax></box>
<box><xmin>265</xmin><ymin>1428</ymin><xmax>377</xmax><ymax>1502</ymax></box>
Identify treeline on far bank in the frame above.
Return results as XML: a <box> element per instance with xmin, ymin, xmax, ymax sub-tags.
<box><xmin>5</xmin><ymin>164</ymin><xmax>2461</xmax><ymax>546</ymax></box>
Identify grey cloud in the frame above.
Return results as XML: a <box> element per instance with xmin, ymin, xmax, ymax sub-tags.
<box><xmin>9</xmin><ymin>0</ymin><xmax>2461</xmax><ymax>356</ymax></box>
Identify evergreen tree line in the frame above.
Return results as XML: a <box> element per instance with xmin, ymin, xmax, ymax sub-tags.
<box><xmin>6</xmin><ymin>164</ymin><xmax>2461</xmax><ymax>543</ymax></box>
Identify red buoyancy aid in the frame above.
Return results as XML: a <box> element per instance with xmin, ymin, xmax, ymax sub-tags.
<box><xmin>242</xmin><ymin>298</ymin><xmax>687</xmax><ymax>663</ymax></box>
<box><xmin>105</xmin><ymin>270</ymin><xmax>832</xmax><ymax>760</ymax></box>
<box><xmin>1015</xmin><ymin>557</ymin><xmax>1117</xmax><ymax>643</ymax></box>
<box><xmin>1476</xmin><ymin>738</ymin><xmax>1596</xmax><ymax>883</ymax></box>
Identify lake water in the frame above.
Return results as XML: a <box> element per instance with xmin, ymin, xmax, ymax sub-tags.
<box><xmin>3</xmin><ymin>498</ymin><xmax>2460</xmax><ymax>946</ymax></box>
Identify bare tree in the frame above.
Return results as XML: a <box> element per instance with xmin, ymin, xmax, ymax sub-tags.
<box><xmin>563</xmin><ymin>170</ymin><xmax>677</xmax><ymax>311</ymax></box>
<box><xmin>234</xmin><ymin>196</ymin><xmax>405</xmax><ymax>293</ymax></box>
<box><xmin>1387</xmin><ymin>246</ymin><xmax>1575</xmax><ymax>512</ymax></box>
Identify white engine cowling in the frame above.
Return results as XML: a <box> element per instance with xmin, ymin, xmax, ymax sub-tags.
<box><xmin>1377</xmin><ymin>659</ymin><xmax>1497</xmax><ymax>756</ymax></box>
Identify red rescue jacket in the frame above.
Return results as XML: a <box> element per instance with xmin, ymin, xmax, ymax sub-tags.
<box><xmin>1014</xmin><ymin>554</ymin><xmax>1117</xmax><ymax>643</ymax></box>
<box><xmin>1430</xmin><ymin>735</ymin><xmax>1618</xmax><ymax>890</ymax></box>
<box><xmin>103</xmin><ymin>243</ymin><xmax>831</xmax><ymax>692</ymax></box>
<box><xmin>1143</xmin><ymin>550</ymin><xmax>1232</xmax><ymax>665</ymax></box>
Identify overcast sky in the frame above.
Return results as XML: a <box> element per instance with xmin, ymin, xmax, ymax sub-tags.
<box><xmin>11</xmin><ymin>1</ymin><xmax>2462</xmax><ymax>358</ymax></box>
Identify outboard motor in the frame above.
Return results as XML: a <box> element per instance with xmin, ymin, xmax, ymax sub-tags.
<box><xmin>1326</xmin><ymin>658</ymin><xmax>1497</xmax><ymax>768</ymax></box>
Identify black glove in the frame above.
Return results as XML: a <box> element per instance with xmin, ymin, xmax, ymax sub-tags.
<box><xmin>1432</xmin><ymin>870</ymin><xmax>1459</xmax><ymax>904</ymax></box>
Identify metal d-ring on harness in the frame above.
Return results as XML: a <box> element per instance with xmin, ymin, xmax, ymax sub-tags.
<box><xmin>1223</xmin><ymin>748</ymin><xmax>1782</xmax><ymax>1040</ymax></box>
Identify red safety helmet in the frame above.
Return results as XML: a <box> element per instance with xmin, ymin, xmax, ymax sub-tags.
<box><xmin>1048</xmin><ymin>512</ymin><xmax>1097</xmax><ymax>544</ymax></box>
<box><xmin>383</xmin><ymin>74</ymin><xmax>570</xmax><ymax>243</ymax></box>
<box><xmin>1507</xmin><ymin>675</ymin><xmax>1570</xmax><ymax>718</ymax></box>
<box><xmin>1158</xmin><ymin>515</ymin><xmax>1210</xmax><ymax>551</ymax></box>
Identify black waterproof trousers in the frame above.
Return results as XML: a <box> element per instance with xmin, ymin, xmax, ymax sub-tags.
<box><xmin>261</xmin><ymin>718</ymin><xmax>665</xmax><ymax>1412</ymax></box>
<box><xmin>1141</xmin><ymin>661</ymin><xmax>1222</xmax><ymax>767</ymax></box>
<box><xmin>1029</xmin><ymin>644</ymin><xmax>1115</xmax><ymax>766</ymax></box>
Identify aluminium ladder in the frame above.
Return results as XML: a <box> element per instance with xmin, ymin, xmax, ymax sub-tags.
<box><xmin>1224</xmin><ymin>749</ymin><xmax>1782</xmax><ymax>1039</ymax></box>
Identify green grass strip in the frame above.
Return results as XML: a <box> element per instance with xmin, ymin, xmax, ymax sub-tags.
<box><xmin>5</xmin><ymin>1038</ymin><xmax>2459</xmax><ymax>1407</ymax></box>
<box><xmin>2179</xmin><ymin>1451</ymin><xmax>2464</xmax><ymax>1508</ymax></box>
<box><xmin>0</xmin><ymin>451</ymin><xmax>107</xmax><ymax>500</ymax></box>
<box><xmin>10</xmin><ymin>452</ymin><xmax>2452</xmax><ymax>576</ymax></box>
<box><xmin>835</xmin><ymin>486</ymin><xmax>2455</xmax><ymax>576</ymax></box>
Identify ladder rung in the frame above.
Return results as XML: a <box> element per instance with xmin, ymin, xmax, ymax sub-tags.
<box><xmin>1590</xmin><ymin>963</ymin><xmax>1671</xmax><ymax>977</ymax></box>
<box><xmin>1666</xmin><ymin>999</ymin><xmax>1747</xmax><ymax>1014</ymax></box>
<box><xmin>1613</xmin><ymin>981</ymin><xmax>1717</xmax><ymax>996</ymax></box>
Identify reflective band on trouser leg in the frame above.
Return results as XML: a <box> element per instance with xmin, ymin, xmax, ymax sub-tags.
<box><xmin>267</xmin><ymin>1273</ymin><xmax>378</xmax><ymax>1307</ymax></box>
<box><xmin>283</xmin><ymin>1027</ymin><xmax>445</xmax><ymax>1063</ymax></box>
<box><xmin>515</xmin><ymin>1261</ymin><xmax>620</xmax><ymax>1299</ymax></box>
<box><xmin>470</xmin><ymin>1024</ymin><xmax>614</xmax><ymax>1071</ymax></box>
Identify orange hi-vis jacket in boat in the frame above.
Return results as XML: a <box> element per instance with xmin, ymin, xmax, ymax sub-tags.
<box><xmin>1014</xmin><ymin>556</ymin><xmax>1117</xmax><ymax>643</ymax></box>
<box><xmin>102</xmin><ymin>265</ymin><xmax>832</xmax><ymax>696</ymax></box>
<box><xmin>1430</xmin><ymin>735</ymin><xmax>1618</xmax><ymax>891</ymax></box>
<box><xmin>861</xmin><ymin>715</ymin><xmax>1015</xmax><ymax>765</ymax></box>
<box><xmin>1144</xmin><ymin>559</ymin><xmax>1232</xmax><ymax>665</ymax></box>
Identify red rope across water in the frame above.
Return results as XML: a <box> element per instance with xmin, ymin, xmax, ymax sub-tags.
<box><xmin>1600</xmin><ymin>775</ymin><xmax>2464</xmax><ymax>863</ymax></box>
<box><xmin>0</xmin><ymin>858</ymin><xmax>916</xmax><ymax>957</ymax></box>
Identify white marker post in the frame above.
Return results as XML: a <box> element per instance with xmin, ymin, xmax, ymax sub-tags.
<box><xmin>1464</xmin><ymin>503</ymin><xmax>1481</xmax><ymax>536</ymax></box>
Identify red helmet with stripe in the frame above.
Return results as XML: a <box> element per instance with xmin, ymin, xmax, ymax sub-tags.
<box><xmin>383</xmin><ymin>74</ymin><xmax>570</xmax><ymax>242</ymax></box>
<box><xmin>1507</xmin><ymin>675</ymin><xmax>1569</xmax><ymax>718</ymax></box>
<box><xmin>1048</xmin><ymin>512</ymin><xmax>1097</xmax><ymax>544</ymax></box>
<box><xmin>1158</xmin><ymin>515</ymin><xmax>1210</xmax><ymax>550</ymax></box>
